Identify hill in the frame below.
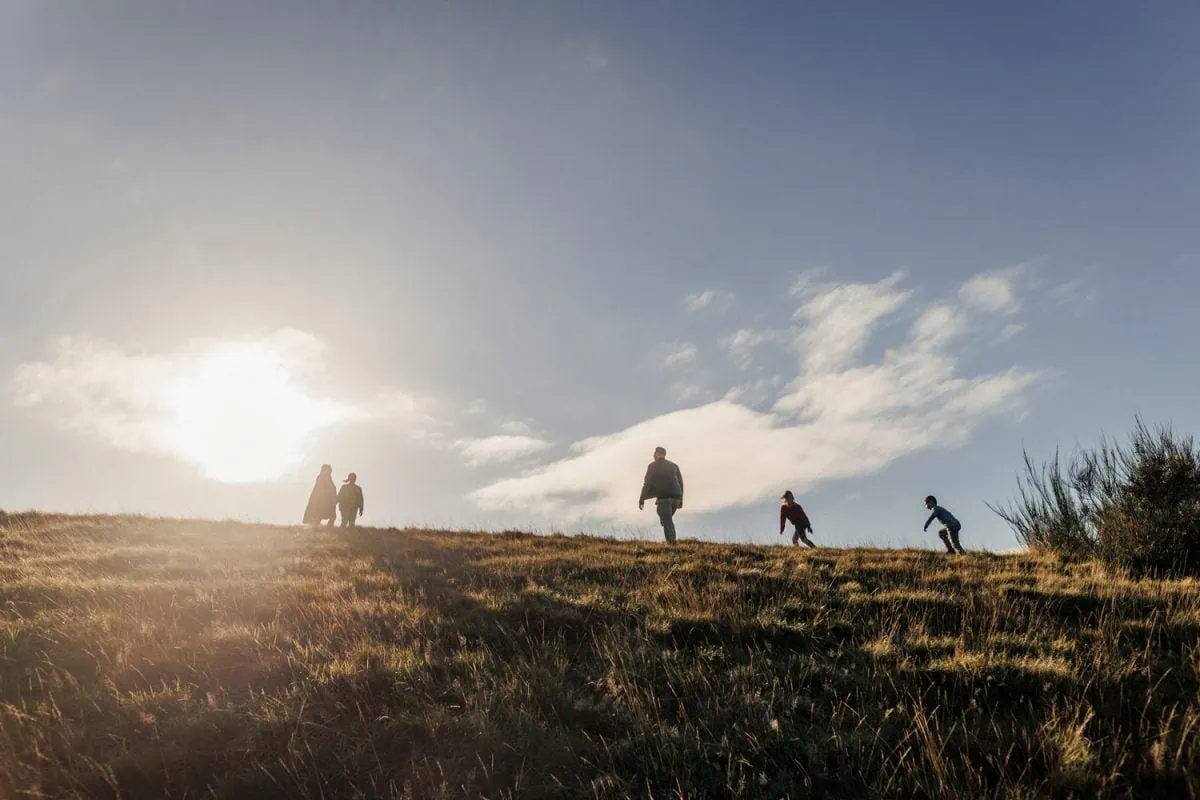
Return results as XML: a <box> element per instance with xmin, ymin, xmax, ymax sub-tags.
<box><xmin>1</xmin><ymin>514</ymin><xmax>1198</xmax><ymax>799</ymax></box>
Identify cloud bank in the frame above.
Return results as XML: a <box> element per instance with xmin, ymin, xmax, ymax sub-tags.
<box><xmin>664</xmin><ymin>342</ymin><xmax>698</xmax><ymax>368</ymax></box>
<box><xmin>454</xmin><ymin>435</ymin><xmax>555</xmax><ymax>467</ymax></box>
<box><xmin>684</xmin><ymin>289</ymin><xmax>735</xmax><ymax>313</ymax></box>
<box><xmin>959</xmin><ymin>268</ymin><xmax>1022</xmax><ymax>316</ymax></box>
<box><xmin>472</xmin><ymin>272</ymin><xmax>1046</xmax><ymax>524</ymax></box>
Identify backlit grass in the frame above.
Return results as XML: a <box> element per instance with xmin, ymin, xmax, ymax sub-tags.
<box><xmin>2</xmin><ymin>513</ymin><xmax>1198</xmax><ymax>798</ymax></box>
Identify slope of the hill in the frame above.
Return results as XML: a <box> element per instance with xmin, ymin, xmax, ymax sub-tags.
<box><xmin>1</xmin><ymin>514</ymin><xmax>1197</xmax><ymax>799</ymax></box>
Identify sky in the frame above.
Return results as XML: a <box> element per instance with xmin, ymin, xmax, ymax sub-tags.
<box><xmin>3</xmin><ymin>1</ymin><xmax>1199</xmax><ymax>550</ymax></box>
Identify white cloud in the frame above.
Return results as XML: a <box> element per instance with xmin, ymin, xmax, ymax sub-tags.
<box><xmin>473</xmin><ymin>272</ymin><xmax>1046</xmax><ymax>524</ymax></box>
<box><xmin>958</xmin><ymin>268</ymin><xmax>1022</xmax><ymax>316</ymax></box>
<box><xmin>1000</xmin><ymin>323</ymin><xmax>1026</xmax><ymax>342</ymax></box>
<box><xmin>794</xmin><ymin>272</ymin><xmax>912</xmax><ymax>372</ymax></box>
<box><xmin>500</xmin><ymin>420</ymin><xmax>535</xmax><ymax>436</ymax></box>
<box><xmin>1048</xmin><ymin>269</ymin><xmax>1099</xmax><ymax>312</ymax></box>
<box><xmin>790</xmin><ymin>267</ymin><xmax>830</xmax><ymax>297</ymax></box>
<box><xmin>670</xmin><ymin>382</ymin><xmax>714</xmax><ymax>405</ymax></box>
<box><xmin>12</xmin><ymin>330</ymin><xmax>375</xmax><ymax>483</ymax></box>
<box><xmin>371</xmin><ymin>389</ymin><xmax>448</xmax><ymax>443</ymax></box>
<box><xmin>454</xmin><ymin>435</ymin><xmax>553</xmax><ymax>467</ymax></box>
<box><xmin>664</xmin><ymin>342</ymin><xmax>698</xmax><ymax>368</ymax></box>
<box><xmin>722</xmin><ymin>375</ymin><xmax>784</xmax><ymax>408</ymax></box>
<box><xmin>684</xmin><ymin>289</ymin><xmax>735</xmax><ymax>313</ymax></box>
<box><xmin>464</xmin><ymin>398</ymin><xmax>490</xmax><ymax>416</ymax></box>
<box><xmin>722</xmin><ymin>328</ymin><xmax>786</xmax><ymax>368</ymax></box>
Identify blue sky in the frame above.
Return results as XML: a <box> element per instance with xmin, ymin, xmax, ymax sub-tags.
<box><xmin>3</xmin><ymin>1</ymin><xmax>1199</xmax><ymax>550</ymax></box>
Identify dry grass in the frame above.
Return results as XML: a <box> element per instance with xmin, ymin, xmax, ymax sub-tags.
<box><xmin>2</xmin><ymin>513</ymin><xmax>1199</xmax><ymax>798</ymax></box>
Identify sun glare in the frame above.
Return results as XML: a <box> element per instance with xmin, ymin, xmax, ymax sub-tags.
<box><xmin>156</xmin><ymin>339</ymin><xmax>351</xmax><ymax>483</ymax></box>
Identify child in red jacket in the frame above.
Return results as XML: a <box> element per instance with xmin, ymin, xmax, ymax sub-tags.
<box><xmin>779</xmin><ymin>491</ymin><xmax>816</xmax><ymax>548</ymax></box>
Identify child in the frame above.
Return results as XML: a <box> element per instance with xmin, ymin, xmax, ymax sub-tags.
<box><xmin>338</xmin><ymin>472</ymin><xmax>365</xmax><ymax>528</ymax></box>
<box><xmin>779</xmin><ymin>490</ymin><xmax>816</xmax><ymax>548</ymax></box>
<box><xmin>924</xmin><ymin>495</ymin><xmax>965</xmax><ymax>554</ymax></box>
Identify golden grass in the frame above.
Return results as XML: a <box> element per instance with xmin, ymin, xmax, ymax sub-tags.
<box><xmin>2</xmin><ymin>513</ymin><xmax>1199</xmax><ymax>798</ymax></box>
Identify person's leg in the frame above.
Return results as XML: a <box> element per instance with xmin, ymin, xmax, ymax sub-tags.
<box><xmin>798</xmin><ymin>528</ymin><xmax>817</xmax><ymax>549</ymax></box>
<box><xmin>950</xmin><ymin>525</ymin><xmax>965</xmax><ymax>553</ymax></box>
<box><xmin>657</xmin><ymin>499</ymin><xmax>677</xmax><ymax>544</ymax></box>
<box><xmin>347</xmin><ymin>510</ymin><xmax>357</xmax><ymax>529</ymax></box>
<box><xmin>937</xmin><ymin>529</ymin><xmax>955</xmax><ymax>553</ymax></box>
<box><xmin>792</xmin><ymin>527</ymin><xmax>800</xmax><ymax>546</ymax></box>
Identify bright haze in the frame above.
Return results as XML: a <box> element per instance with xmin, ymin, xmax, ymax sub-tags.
<box><xmin>4</xmin><ymin>2</ymin><xmax>1199</xmax><ymax>549</ymax></box>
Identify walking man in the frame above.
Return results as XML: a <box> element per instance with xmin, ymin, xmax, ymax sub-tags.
<box><xmin>338</xmin><ymin>472</ymin><xmax>365</xmax><ymax>528</ymax></box>
<box><xmin>639</xmin><ymin>446</ymin><xmax>684</xmax><ymax>544</ymax></box>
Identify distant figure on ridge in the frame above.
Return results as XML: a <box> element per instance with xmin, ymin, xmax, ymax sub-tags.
<box><xmin>338</xmin><ymin>473</ymin><xmax>365</xmax><ymax>528</ymax></box>
<box><xmin>924</xmin><ymin>495</ymin><xmax>965</xmax><ymax>554</ymax></box>
<box><xmin>779</xmin><ymin>490</ymin><xmax>816</xmax><ymax>548</ymax></box>
<box><xmin>302</xmin><ymin>464</ymin><xmax>337</xmax><ymax>526</ymax></box>
<box><xmin>639</xmin><ymin>446</ymin><xmax>684</xmax><ymax>544</ymax></box>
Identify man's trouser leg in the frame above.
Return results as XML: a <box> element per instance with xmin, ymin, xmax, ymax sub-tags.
<box><xmin>656</xmin><ymin>499</ymin><xmax>677</xmax><ymax>544</ymax></box>
<box><xmin>341</xmin><ymin>508</ymin><xmax>357</xmax><ymax>528</ymax></box>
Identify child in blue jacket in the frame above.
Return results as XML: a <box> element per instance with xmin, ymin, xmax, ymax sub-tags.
<box><xmin>924</xmin><ymin>495</ymin><xmax>965</xmax><ymax>554</ymax></box>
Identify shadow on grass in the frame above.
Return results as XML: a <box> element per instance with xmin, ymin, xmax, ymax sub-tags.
<box><xmin>659</xmin><ymin>616</ymin><xmax>855</xmax><ymax>653</ymax></box>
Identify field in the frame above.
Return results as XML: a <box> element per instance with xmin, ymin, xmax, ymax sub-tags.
<box><xmin>2</xmin><ymin>514</ymin><xmax>1199</xmax><ymax>799</ymax></box>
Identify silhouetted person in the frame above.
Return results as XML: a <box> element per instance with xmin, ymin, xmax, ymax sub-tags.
<box><xmin>779</xmin><ymin>490</ymin><xmax>816</xmax><ymax>548</ymax></box>
<box><xmin>924</xmin><ymin>495</ymin><xmax>965</xmax><ymax>554</ymax></box>
<box><xmin>639</xmin><ymin>446</ymin><xmax>683</xmax><ymax>544</ymax></box>
<box><xmin>338</xmin><ymin>472</ymin><xmax>365</xmax><ymax>528</ymax></box>
<box><xmin>302</xmin><ymin>464</ymin><xmax>337</xmax><ymax>526</ymax></box>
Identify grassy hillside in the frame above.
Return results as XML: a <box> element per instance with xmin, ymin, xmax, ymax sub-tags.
<box><xmin>1</xmin><ymin>514</ymin><xmax>1198</xmax><ymax>799</ymax></box>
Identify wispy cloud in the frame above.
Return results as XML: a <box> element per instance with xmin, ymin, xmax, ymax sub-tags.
<box><xmin>372</xmin><ymin>389</ymin><xmax>448</xmax><ymax>443</ymax></box>
<box><xmin>500</xmin><ymin>419</ymin><xmax>535</xmax><ymax>436</ymax></box>
<box><xmin>1048</xmin><ymin>268</ymin><xmax>1099</xmax><ymax>312</ymax></box>
<box><xmin>722</xmin><ymin>328</ymin><xmax>786</xmax><ymax>368</ymax></box>
<box><xmin>958</xmin><ymin>268</ymin><xmax>1022</xmax><ymax>316</ymax></box>
<box><xmin>670</xmin><ymin>382</ymin><xmax>715</xmax><ymax>405</ymax></box>
<box><xmin>684</xmin><ymin>289</ymin><xmax>735</xmax><ymax>313</ymax></box>
<box><xmin>664</xmin><ymin>342</ymin><xmax>698</xmax><ymax>368</ymax></box>
<box><xmin>454</xmin><ymin>434</ymin><xmax>553</xmax><ymax>467</ymax></box>
<box><xmin>794</xmin><ymin>271</ymin><xmax>912</xmax><ymax>372</ymax></box>
<box><xmin>1000</xmin><ymin>323</ymin><xmax>1026</xmax><ymax>342</ymax></box>
<box><xmin>464</xmin><ymin>398</ymin><xmax>490</xmax><ymax>416</ymax></box>
<box><xmin>473</xmin><ymin>272</ymin><xmax>1046</xmax><ymax>523</ymax></box>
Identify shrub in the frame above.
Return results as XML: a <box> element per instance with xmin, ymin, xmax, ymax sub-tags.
<box><xmin>991</xmin><ymin>419</ymin><xmax>1200</xmax><ymax>574</ymax></box>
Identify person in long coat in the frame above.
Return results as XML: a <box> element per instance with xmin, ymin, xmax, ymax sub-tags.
<box><xmin>303</xmin><ymin>464</ymin><xmax>338</xmax><ymax>526</ymax></box>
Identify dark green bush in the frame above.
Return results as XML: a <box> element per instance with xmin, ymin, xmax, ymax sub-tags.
<box><xmin>991</xmin><ymin>419</ymin><xmax>1200</xmax><ymax>574</ymax></box>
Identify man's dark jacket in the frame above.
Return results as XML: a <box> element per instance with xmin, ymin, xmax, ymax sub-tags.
<box><xmin>640</xmin><ymin>459</ymin><xmax>684</xmax><ymax>504</ymax></box>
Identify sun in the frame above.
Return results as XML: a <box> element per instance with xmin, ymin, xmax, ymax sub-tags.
<box><xmin>155</xmin><ymin>338</ymin><xmax>351</xmax><ymax>483</ymax></box>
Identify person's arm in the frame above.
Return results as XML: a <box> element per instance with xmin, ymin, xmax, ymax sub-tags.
<box><xmin>358</xmin><ymin>488</ymin><xmax>364</xmax><ymax>515</ymax></box>
<box><xmin>675</xmin><ymin>464</ymin><xmax>684</xmax><ymax>508</ymax></box>
<box><xmin>924</xmin><ymin>510</ymin><xmax>937</xmax><ymax>530</ymax></box>
<box><xmin>779</xmin><ymin>506</ymin><xmax>786</xmax><ymax>535</ymax></box>
<box><xmin>639</xmin><ymin>465</ymin><xmax>652</xmax><ymax>508</ymax></box>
